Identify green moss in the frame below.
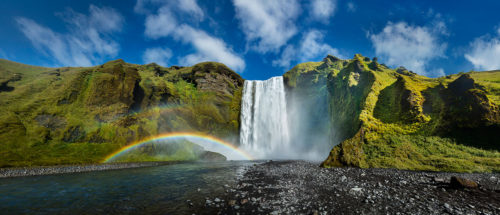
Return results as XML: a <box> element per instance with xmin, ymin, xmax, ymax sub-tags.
<box><xmin>300</xmin><ymin>54</ymin><xmax>500</xmax><ymax>173</ymax></box>
<box><xmin>0</xmin><ymin>60</ymin><xmax>244</xmax><ymax>167</ymax></box>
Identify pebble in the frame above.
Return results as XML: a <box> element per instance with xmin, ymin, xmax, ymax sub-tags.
<box><xmin>198</xmin><ymin>161</ymin><xmax>500</xmax><ymax>214</ymax></box>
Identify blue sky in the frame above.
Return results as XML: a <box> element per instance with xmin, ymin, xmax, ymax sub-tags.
<box><xmin>1</xmin><ymin>0</ymin><xmax>500</xmax><ymax>80</ymax></box>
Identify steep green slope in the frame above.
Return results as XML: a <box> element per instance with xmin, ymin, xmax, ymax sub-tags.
<box><xmin>285</xmin><ymin>55</ymin><xmax>500</xmax><ymax>172</ymax></box>
<box><xmin>0</xmin><ymin>59</ymin><xmax>243</xmax><ymax>167</ymax></box>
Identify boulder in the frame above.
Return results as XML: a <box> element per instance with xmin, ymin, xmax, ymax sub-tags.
<box><xmin>450</xmin><ymin>176</ymin><xmax>478</xmax><ymax>189</ymax></box>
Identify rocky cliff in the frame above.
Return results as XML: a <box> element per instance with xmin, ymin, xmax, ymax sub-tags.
<box><xmin>285</xmin><ymin>54</ymin><xmax>499</xmax><ymax>172</ymax></box>
<box><xmin>0</xmin><ymin>59</ymin><xmax>243</xmax><ymax>167</ymax></box>
<box><xmin>1</xmin><ymin>55</ymin><xmax>499</xmax><ymax>172</ymax></box>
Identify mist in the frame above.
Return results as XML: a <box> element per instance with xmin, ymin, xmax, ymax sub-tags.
<box><xmin>285</xmin><ymin>76</ymin><xmax>336</xmax><ymax>161</ymax></box>
<box><xmin>238</xmin><ymin>76</ymin><xmax>336</xmax><ymax>161</ymax></box>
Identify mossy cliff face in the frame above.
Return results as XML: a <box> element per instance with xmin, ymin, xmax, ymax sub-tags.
<box><xmin>282</xmin><ymin>55</ymin><xmax>499</xmax><ymax>172</ymax></box>
<box><xmin>0</xmin><ymin>59</ymin><xmax>243</xmax><ymax>167</ymax></box>
<box><xmin>316</xmin><ymin>55</ymin><xmax>500</xmax><ymax>172</ymax></box>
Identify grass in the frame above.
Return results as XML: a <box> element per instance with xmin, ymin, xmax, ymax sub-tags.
<box><xmin>0</xmin><ymin>59</ymin><xmax>243</xmax><ymax>167</ymax></box>
<box><xmin>307</xmin><ymin>54</ymin><xmax>500</xmax><ymax>173</ymax></box>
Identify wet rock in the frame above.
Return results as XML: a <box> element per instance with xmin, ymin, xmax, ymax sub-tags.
<box><xmin>201</xmin><ymin>161</ymin><xmax>500</xmax><ymax>214</ymax></box>
<box><xmin>434</xmin><ymin>177</ymin><xmax>446</xmax><ymax>183</ymax></box>
<box><xmin>450</xmin><ymin>176</ymin><xmax>479</xmax><ymax>189</ymax></box>
<box><xmin>240</xmin><ymin>199</ymin><xmax>248</xmax><ymax>205</ymax></box>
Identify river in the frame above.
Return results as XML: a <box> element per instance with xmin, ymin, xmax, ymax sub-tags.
<box><xmin>0</xmin><ymin>161</ymin><xmax>256</xmax><ymax>214</ymax></box>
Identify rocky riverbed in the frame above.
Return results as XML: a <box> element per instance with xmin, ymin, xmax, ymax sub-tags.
<box><xmin>196</xmin><ymin>161</ymin><xmax>500</xmax><ymax>215</ymax></box>
<box><xmin>0</xmin><ymin>161</ymin><xmax>179</xmax><ymax>178</ymax></box>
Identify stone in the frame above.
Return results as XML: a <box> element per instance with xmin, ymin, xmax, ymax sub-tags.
<box><xmin>349</xmin><ymin>187</ymin><xmax>363</xmax><ymax>195</ymax></box>
<box><xmin>434</xmin><ymin>177</ymin><xmax>445</xmax><ymax>183</ymax></box>
<box><xmin>450</xmin><ymin>176</ymin><xmax>478</xmax><ymax>189</ymax></box>
<box><xmin>241</xmin><ymin>199</ymin><xmax>248</xmax><ymax>205</ymax></box>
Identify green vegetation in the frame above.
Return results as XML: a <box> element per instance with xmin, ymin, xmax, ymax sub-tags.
<box><xmin>1</xmin><ymin>55</ymin><xmax>499</xmax><ymax>172</ymax></box>
<box><xmin>0</xmin><ymin>59</ymin><xmax>243</xmax><ymax>167</ymax></box>
<box><xmin>284</xmin><ymin>54</ymin><xmax>500</xmax><ymax>173</ymax></box>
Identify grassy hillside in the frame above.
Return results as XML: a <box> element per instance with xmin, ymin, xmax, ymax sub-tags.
<box><xmin>0</xmin><ymin>59</ymin><xmax>243</xmax><ymax>167</ymax></box>
<box><xmin>285</xmin><ymin>55</ymin><xmax>500</xmax><ymax>172</ymax></box>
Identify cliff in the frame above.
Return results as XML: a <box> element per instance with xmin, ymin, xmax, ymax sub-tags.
<box><xmin>0</xmin><ymin>59</ymin><xmax>243</xmax><ymax>167</ymax></box>
<box><xmin>284</xmin><ymin>55</ymin><xmax>499</xmax><ymax>172</ymax></box>
<box><xmin>1</xmin><ymin>55</ymin><xmax>499</xmax><ymax>172</ymax></box>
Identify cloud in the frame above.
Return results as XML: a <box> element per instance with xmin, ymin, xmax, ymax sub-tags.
<box><xmin>135</xmin><ymin>0</ymin><xmax>203</xmax><ymax>19</ymax></box>
<box><xmin>310</xmin><ymin>0</ymin><xmax>337</xmax><ymax>22</ymax></box>
<box><xmin>299</xmin><ymin>30</ymin><xmax>343</xmax><ymax>62</ymax></box>
<box><xmin>273</xmin><ymin>30</ymin><xmax>343</xmax><ymax>68</ymax></box>
<box><xmin>347</xmin><ymin>2</ymin><xmax>356</xmax><ymax>12</ymax></box>
<box><xmin>176</xmin><ymin>25</ymin><xmax>246</xmax><ymax>71</ymax></box>
<box><xmin>144</xmin><ymin>6</ymin><xmax>177</xmax><ymax>39</ymax></box>
<box><xmin>177</xmin><ymin>0</ymin><xmax>204</xmax><ymax>19</ymax></box>
<box><xmin>233</xmin><ymin>0</ymin><xmax>300</xmax><ymax>53</ymax></box>
<box><xmin>143</xmin><ymin>47</ymin><xmax>172</xmax><ymax>66</ymax></box>
<box><xmin>431</xmin><ymin>68</ymin><xmax>445</xmax><ymax>77</ymax></box>
<box><xmin>272</xmin><ymin>45</ymin><xmax>296</xmax><ymax>68</ymax></box>
<box><xmin>369</xmin><ymin>21</ymin><xmax>447</xmax><ymax>77</ymax></box>
<box><xmin>139</xmin><ymin>0</ymin><xmax>245</xmax><ymax>72</ymax></box>
<box><xmin>464</xmin><ymin>27</ymin><xmax>500</xmax><ymax>71</ymax></box>
<box><xmin>16</xmin><ymin>5</ymin><xmax>123</xmax><ymax>66</ymax></box>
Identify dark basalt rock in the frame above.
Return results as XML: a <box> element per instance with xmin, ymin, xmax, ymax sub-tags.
<box><xmin>444</xmin><ymin>74</ymin><xmax>499</xmax><ymax>128</ymax></box>
<box><xmin>0</xmin><ymin>73</ymin><xmax>21</xmax><ymax>92</ymax></box>
<box><xmin>323</xmin><ymin>55</ymin><xmax>341</xmax><ymax>63</ymax></box>
<box><xmin>198</xmin><ymin>151</ymin><xmax>227</xmax><ymax>161</ymax></box>
<box><xmin>35</xmin><ymin>114</ymin><xmax>67</xmax><ymax>130</ymax></box>
<box><xmin>63</xmin><ymin>126</ymin><xmax>86</xmax><ymax>143</ymax></box>
<box><xmin>450</xmin><ymin>176</ymin><xmax>479</xmax><ymax>189</ymax></box>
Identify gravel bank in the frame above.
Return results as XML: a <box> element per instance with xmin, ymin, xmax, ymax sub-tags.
<box><xmin>0</xmin><ymin>161</ymin><xmax>178</xmax><ymax>178</ymax></box>
<box><xmin>199</xmin><ymin>161</ymin><xmax>500</xmax><ymax>215</ymax></box>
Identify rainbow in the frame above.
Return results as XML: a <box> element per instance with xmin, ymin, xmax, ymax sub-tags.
<box><xmin>102</xmin><ymin>132</ymin><xmax>253</xmax><ymax>162</ymax></box>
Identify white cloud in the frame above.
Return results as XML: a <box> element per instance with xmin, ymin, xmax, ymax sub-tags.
<box><xmin>233</xmin><ymin>0</ymin><xmax>300</xmax><ymax>53</ymax></box>
<box><xmin>176</xmin><ymin>25</ymin><xmax>246</xmax><ymax>71</ymax></box>
<box><xmin>464</xmin><ymin>27</ymin><xmax>500</xmax><ymax>71</ymax></box>
<box><xmin>143</xmin><ymin>47</ymin><xmax>172</xmax><ymax>66</ymax></box>
<box><xmin>177</xmin><ymin>0</ymin><xmax>204</xmax><ymax>20</ymax></box>
<box><xmin>310</xmin><ymin>0</ymin><xmax>337</xmax><ymax>22</ymax></box>
<box><xmin>273</xmin><ymin>30</ymin><xmax>343</xmax><ymax>68</ymax></box>
<box><xmin>272</xmin><ymin>45</ymin><xmax>296</xmax><ymax>68</ymax></box>
<box><xmin>369</xmin><ymin>21</ymin><xmax>447</xmax><ymax>77</ymax></box>
<box><xmin>144</xmin><ymin>6</ymin><xmax>177</xmax><ymax>39</ymax></box>
<box><xmin>135</xmin><ymin>0</ymin><xmax>203</xmax><ymax>19</ymax></box>
<box><xmin>299</xmin><ymin>30</ymin><xmax>342</xmax><ymax>62</ymax></box>
<box><xmin>16</xmin><ymin>5</ymin><xmax>123</xmax><ymax>67</ymax></box>
<box><xmin>139</xmin><ymin>0</ymin><xmax>245</xmax><ymax>72</ymax></box>
<box><xmin>431</xmin><ymin>68</ymin><xmax>445</xmax><ymax>77</ymax></box>
<box><xmin>347</xmin><ymin>2</ymin><xmax>356</xmax><ymax>12</ymax></box>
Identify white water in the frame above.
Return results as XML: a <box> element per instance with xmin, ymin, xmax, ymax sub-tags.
<box><xmin>239</xmin><ymin>76</ymin><xmax>291</xmax><ymax>159</ymax></box>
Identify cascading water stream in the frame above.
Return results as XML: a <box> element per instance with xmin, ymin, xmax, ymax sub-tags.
<box><xmin>239</xmin><ymin>76</ymin><xmax>290</xmax><ymax>159</ymax></box>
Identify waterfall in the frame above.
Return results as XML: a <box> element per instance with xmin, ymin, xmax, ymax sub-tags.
<box><xmin>239</xmin><ymin>76</ymin><xmax>290</xmax><ymax>159</ymax></box>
